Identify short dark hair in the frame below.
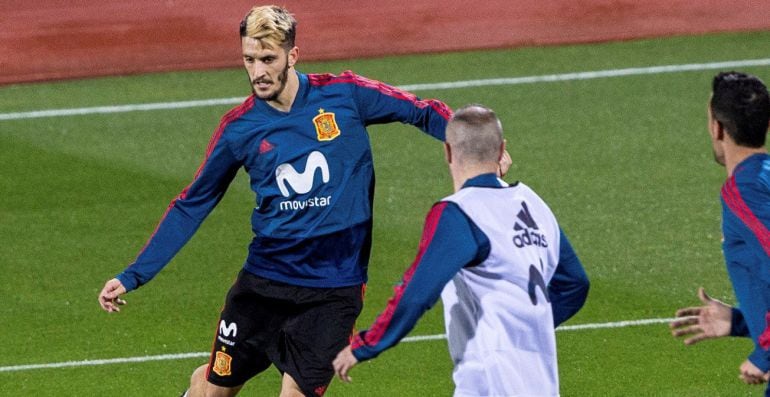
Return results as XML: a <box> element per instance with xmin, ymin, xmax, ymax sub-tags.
<box><xmin>446</xmin><ymin>104</ymin><xmax>503</xmax><ymax>164</ymax></box>
<box><xmin>710</xmin><ymin>71</ymin><xmax>770</xmax><ymax>148</ymax></box>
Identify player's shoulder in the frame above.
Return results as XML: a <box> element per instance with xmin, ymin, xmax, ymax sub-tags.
<box><xmin>733</xmin><ymin>154</ymin><xmax>770</xmax><ymax>194</ymax></box>
<box><xmin>306</xmin><ymin>70</ymin><xmax>394</xmax><ymax>95</ymax></box>
<box><xmin>220</xmin><ymin>95</ymin><xmax>257</xmax><ymax>122</ymax></box>
<box><xmin>215</xmin><ymin>95</ymin><xmax>276</xmax><ymax>137</ymax></box>
<box><xmin>307</xmin><ymin>70</ymin><xmax>364</xmax><ymax>86</ymax></box>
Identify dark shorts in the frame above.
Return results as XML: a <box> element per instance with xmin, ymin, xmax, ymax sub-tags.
<box><xmin>206</xmin><ymin>270</ymin><xmax>364</xmax><ymax>396</ymax></box>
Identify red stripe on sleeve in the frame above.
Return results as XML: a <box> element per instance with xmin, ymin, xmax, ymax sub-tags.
<box><xmin>721</xmin><ymin>176</ymin><xmax>770</xmax><ymax>258</ymax></box>
<box><xmin>353</xmin><ymin>202</ymin><xmax>449</xmax><ymax>349</ymax></box>
<box><xmin>308</xmin><ymin>71</ymin><xmax>453</xmax><ymax>120</ymax></box>
<box><xmin>133</xmin><ymin>95</ymin><xmax>255</xmax><ymax>258</ymax></box>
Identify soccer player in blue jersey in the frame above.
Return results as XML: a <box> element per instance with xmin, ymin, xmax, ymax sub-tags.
<box><xmin>670</xmin><ymin>71</ymin><xmax>770</xmax><ymax>392</ymax></box>
<box><xmin>333</xmin><ymin>105</ymin><xmax>590</xmax><ymax>396</ymax></box>
<box><xmin>96</xmin><ymin>5</ymin><xmax>458</xmax><ymax>397</ymax></box>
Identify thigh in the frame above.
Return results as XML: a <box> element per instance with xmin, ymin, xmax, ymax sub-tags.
<box><xmin>206</xmin><ymin>272</ymin><xmax>287</xmax><ymax>387</ymax></box>
<box><xmin>274</xmin><ymin>284</ymin><xmax>364</xmax><ymax>396</ymax></box>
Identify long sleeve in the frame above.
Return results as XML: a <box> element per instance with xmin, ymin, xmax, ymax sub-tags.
<box><xmin>721</xmin><ymin>173</ymin><xmax>770</xmax><ymax>371</ymax></box>
<box><xmin>343</xmin><ymin>71</ymin><xmax>452</xmax><ymax>140</ymax></box>
<box><xmin>730</xmin><ymin>308</ymin><xmax>750</xmax><ymax>337</ymax></box>
<box><xmin>549</xmin><ymin>229</ymin><xmax>590</xmax><ymax>327</ymax></box>
<box><xmin>116</xmin><ymin>129</ymin><xmax>241</xmax><ymax>291</ymax></box>
<box><xmin>351</xmin><ymin>202</ymin><xmax>489</xmax><ymax>362</ymax></box>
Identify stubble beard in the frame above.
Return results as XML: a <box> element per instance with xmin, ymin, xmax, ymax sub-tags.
<box><xmin>251</xmin><ymin>62</ymin><xmax>290</xmax><ymax>102</ymax></box>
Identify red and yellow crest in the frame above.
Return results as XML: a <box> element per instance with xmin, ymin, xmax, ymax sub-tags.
<box><xmin>213</xmin><ymin>351</ymin><xmax>232</xmax><ymax>377</ymax></box>
<box><xmin>313</xmin><ymin>108</ymin><xmax>341</xmax><ymax>141</ymax></box>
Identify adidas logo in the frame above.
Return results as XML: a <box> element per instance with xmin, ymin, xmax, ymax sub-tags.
<box><xmin>512</xmin><ymin>202</ymin><xmax>548</xmax><ymax>248</ymax></box>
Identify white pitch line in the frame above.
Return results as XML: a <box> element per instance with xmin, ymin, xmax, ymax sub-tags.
<box><xmin>0</xmin><ymin>317</ymin><xmax>676</xmax><ymax>373</ymax></box>
<box><xmin>1</xmin><ymin>58</ymin><xmax>769</xmax><ymax>122</ymax></box>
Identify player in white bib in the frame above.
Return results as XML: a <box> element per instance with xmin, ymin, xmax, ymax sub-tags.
<box><xmin>333</xmin><ymin>104</ymin><xmax>590</xmax><ymax>396</ymax></box>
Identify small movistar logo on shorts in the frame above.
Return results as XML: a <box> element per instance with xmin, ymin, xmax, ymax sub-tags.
<box><xmin>276</xmin><ymin>151</ymin><xmax>333</xmax><ymax>211</ymax></box>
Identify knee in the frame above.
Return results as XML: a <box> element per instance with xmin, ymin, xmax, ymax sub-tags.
<box><xmin>192</xmin><ymin>364</ymin><xmax>209</xmax><ymax>382</ymax></box>
<box><xmin>187</xmin><ymin>364</ymin><xmax>209</xmax><ymax>397</ymax></box>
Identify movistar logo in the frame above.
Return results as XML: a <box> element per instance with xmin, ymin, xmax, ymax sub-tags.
<box><xmin>513</xmin><ymin>202</ymin><xmax>548</xmax><ymax>248</ymax></box>
<box><xmin>219</xmin><ymin>320</ymin><xmax>237</xmax><ymax>337</ymax></box>
<box><xmin>217</xmin><ymin>320</ymin><xmax>237</xmax><ymax>347</ymax></box>
<box><xmin>275</xmin><ymin>151</ymin><xmax>332</xmax><ymax>211</ymax></box>
<box><xmin>276</xmin><ymin>151</ymin><xmax>329</xmax><ymax>197</ymax></box>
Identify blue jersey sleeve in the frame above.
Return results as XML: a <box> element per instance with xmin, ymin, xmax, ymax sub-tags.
<box><xmin>721</xmin><ymin>173</ymin><xmax>770</xmax><ymax>371</ymax></box>
<box><xmin>549</xmin><ymin>229</ymin><xmax>590</xmax><ymax>326</ymax></box>
<box><xmin>730</xmin><ymin>308</ymin><xmax>750</xmax><ymax>337</ymax></box>
<box><xmin>116</xmin><ymin>128</ymin><xmax>241</xmax><ymax>291</ymax></box>
<box><xmin>341</xmin><ymin>71</ymin><xmax>452</xmax><ymax>141</ymax></box>
<box><xmin>351</xmin><ymin>202</ymin><xmax>489</xmax><ymax>362</ymax></box>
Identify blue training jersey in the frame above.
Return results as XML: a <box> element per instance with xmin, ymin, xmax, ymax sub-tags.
<box><xmin>116</xmin><ymin>70</ymin><xmax>451</xmax><ymax>291</ymax></box>
<box><xmin>721</xmin><ymin>153</ymin><xmax>770</xmax><ymax>372</ymax></box>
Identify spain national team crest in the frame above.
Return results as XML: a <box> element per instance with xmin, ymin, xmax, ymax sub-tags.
<box><xmin>313</xmin><ymin>108</ymin><xmax>341</xmax><ymax>141</ymax></box>
<box><xmin>213</xmin><ymin>351</ymin><xmax>232</xmax><ymax>377</ymax></box>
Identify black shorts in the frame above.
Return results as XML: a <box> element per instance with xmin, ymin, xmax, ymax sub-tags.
<box><xmin>206</xmin><ymin>270</ymin><xmax>364</xmax><ymax>396</ymax></box>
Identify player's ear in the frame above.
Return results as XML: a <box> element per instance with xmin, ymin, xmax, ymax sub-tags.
<box><xmin>708</xmin><ymin>110</ymin><xmax>723</xmax><ymax>142</ymax></box>
<box><xmin>713</xmin><ymin>119</ymin><xmax>725</xmax><ymax>141</ymax></box>
<box><xmin>287</xmin><ymin>46</ymin><xmax>299</xmax><ymax>68</ymax></box>
<box><xmin>444</xmin><ymin>143</ymin><xmax>452</xmax><ymax>164</ymax></box>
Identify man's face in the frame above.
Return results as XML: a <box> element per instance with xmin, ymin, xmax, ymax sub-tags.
<box><xmin>241</xmin><ymin>37</ymin><xmax>296</xmax><ymax>102</ymax></box>
<box><xmin>707</xmin><ymin>101</ymin><xmax>726</xmax><ymax>166</ymax></box>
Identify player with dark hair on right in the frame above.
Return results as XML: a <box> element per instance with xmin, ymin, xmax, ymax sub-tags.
<box><xmin>671</xmin><ymin>71</ymin><xmax>770</xmax><ymax>394</ymax></box>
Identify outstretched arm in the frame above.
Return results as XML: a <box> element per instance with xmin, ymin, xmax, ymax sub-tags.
<box><xmin>342</xmin><ymin>71</ymin><xmax>452</xmax><ymax>140</ymax></box>
<box><xmin>333</xmin><ymin>202</ymin><xmax>488</xmax><ymax>381</ymax></box>
<box><xmin>98</xmin><ymin>120</ymin><xmax>242</xmax><ymax>311</ymax></box>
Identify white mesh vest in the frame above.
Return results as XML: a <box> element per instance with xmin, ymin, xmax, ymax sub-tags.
<box><xmin>441</xmin><ymin>180</ymin><xmax>561</xmax><ymax>397</ymax></box>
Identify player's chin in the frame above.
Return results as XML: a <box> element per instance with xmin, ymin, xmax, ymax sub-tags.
<box><xmin>252</xmin><ymin>84</ymin><xmax>275</xmax><ymax>96</ymax></box>
<box><xmin>254</xmin><ymin>90</ymin><xmax>279</xmax><ymax>101</ymax></box>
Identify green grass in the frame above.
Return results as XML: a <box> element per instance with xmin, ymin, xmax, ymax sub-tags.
<box><xmin>2</xmin><ymin>30</ymin><xmax>770</xmax><ymax>395</ymax></box>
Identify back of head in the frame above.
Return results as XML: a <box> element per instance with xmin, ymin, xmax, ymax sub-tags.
<box><xmin>710</xmin><ymin>71</ymin><xmax>770</xmax><ymax>148</ymax></box>
<box><xmin>446</xmin><ymin>104</ymin><xmax>504</xmax><ymax>165</ymax></box>
<box><xmin>239</xmin><ymin>5</ymin><xmax>297</xmax><ymax>50</ymax></box>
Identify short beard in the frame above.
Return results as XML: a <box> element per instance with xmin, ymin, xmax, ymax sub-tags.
<box><xmin>251</xmin><ymin>61</ymin><xmax>290</xmax><ymax>102</ymax></box>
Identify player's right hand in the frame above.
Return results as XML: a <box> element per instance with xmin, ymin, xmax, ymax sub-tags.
<box><xmin>332</xmin><ymin>345</ymin><xmax>358</xmax><ymax>383</ymax></box>
<box><xmin>98</xmin><ymin>278</ymin><xmax>127</xmax><ymax>313</ymax></box>
<box><xmin>669</xmin><ymin>287</ymin><xmax>732</xmax><ymax>345</ymax></box>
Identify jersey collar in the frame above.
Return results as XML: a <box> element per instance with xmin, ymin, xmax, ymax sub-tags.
<box><xmin>461</xmin><ymin>173</ymin><xmax>509</xmax><ymax>189</ymax></box>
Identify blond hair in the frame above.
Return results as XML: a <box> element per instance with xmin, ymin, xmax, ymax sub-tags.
<box><xmin>239</xmin><ymin>5</ymin><xmax>297</xmax><ymax>49</ymax></box>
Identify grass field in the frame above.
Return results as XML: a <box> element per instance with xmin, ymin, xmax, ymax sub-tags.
<box><xmin>2</xmin><ymin>31</ymin><xmax>770</xmax><ymax>396</ymax></box>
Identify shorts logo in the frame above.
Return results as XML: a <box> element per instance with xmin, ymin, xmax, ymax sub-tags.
<box><xmin>219</xmin><ymin>320</ymin><xmax>238</xmax><ymax>338</ymax></box>
<box><xmin>213</xmin><ymin>350</ymin><xmax>232</xmax><ymax>377</ymax></box>
<box><xmin>313</xmin><ymin>108</ymin><xmax>340</xmax><ymax>141</ymax></box>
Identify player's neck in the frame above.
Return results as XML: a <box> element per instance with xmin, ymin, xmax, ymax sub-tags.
<box><xmin>266</xmin><ymin>69</ymin><xmax>300</xmax><ymax>113</ymax></box>
<box><xmin>451</xmin><ymin>163</ymin><xmax>498</xmax><ymax>192</ymax></box>
<box><xmin>725</xmin><ymin>144</ymin><xmax>767</xmax><ymax>176</ymax></box>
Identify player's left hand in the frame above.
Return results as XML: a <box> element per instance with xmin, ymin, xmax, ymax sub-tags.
<box><xmin>332</xmin><ymin>345</ymin><xmax>358</xmax><ymax>383</ymax></box>
<box><xmin>739</xmin><ymin>359</ymin><xmax>769</xmax><ymax>385</ymax></box>
<box><xmin>669</xmin><ymin>287</ymin><xmax>732</xmax><ymax>344</ymax></box>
